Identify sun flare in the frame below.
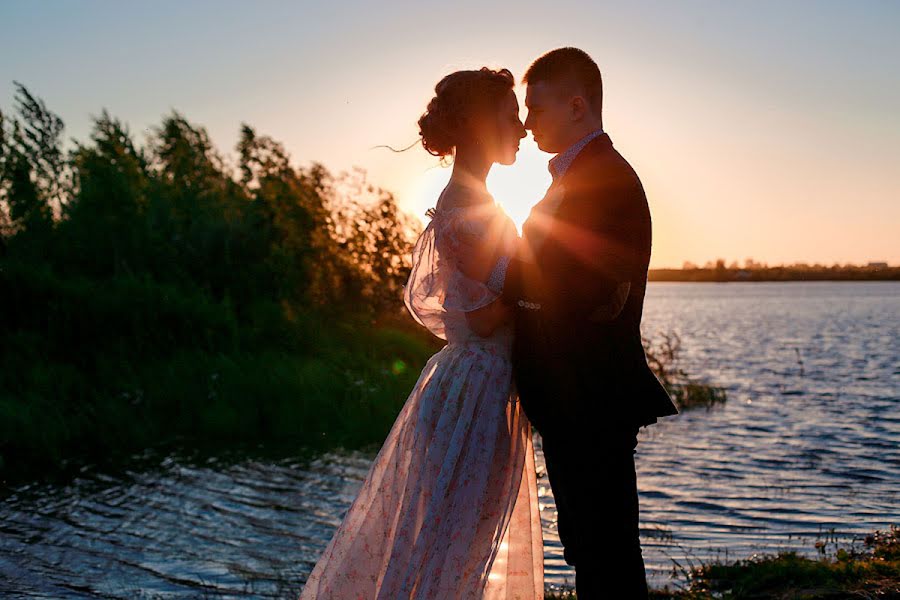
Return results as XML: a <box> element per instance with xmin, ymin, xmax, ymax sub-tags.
<box><xmin>407</xmin><ymin>137</ymin><xmax>553</xmax><ymax>233</ymax></box>
<box><xmin>486</xmin><ymin>138</ymin><xmax>552</xmax><ymax>233</ymax></box>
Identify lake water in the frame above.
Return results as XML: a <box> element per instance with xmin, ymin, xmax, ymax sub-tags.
<box><xmin>1</xmin><ymin>282</ymin><xmax>898</xmax><ymax>597</ymax></box>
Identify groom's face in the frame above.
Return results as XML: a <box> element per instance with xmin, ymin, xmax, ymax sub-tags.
<box><xmin>523</xmin><ymin>81</ymin><xmax>575</xmax><ymax>154</ymax></box>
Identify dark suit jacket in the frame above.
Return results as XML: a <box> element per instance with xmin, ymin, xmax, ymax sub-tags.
<box><xmin>501</xmin><ymin>133</ymin><xmax>678</xmax><ymax>438</ymax></box>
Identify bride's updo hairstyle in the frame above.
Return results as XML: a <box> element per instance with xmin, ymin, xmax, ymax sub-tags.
<box><xmin>418</xmin><ymin>67</ymin><xmax>515</xmax><ymax>158</ymax></box>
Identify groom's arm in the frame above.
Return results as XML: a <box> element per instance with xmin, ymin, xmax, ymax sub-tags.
<box><xmin>466</xmin><ymin>184</ymin><xmax>642</xmax><ymax>321</ymax></box>
<box><xmin>496</xmin><ymin>247</ymin><xmax>548</xmax><ymax>310</ymax></box>
<box><xmin>483</xmin><ymin>191</ymin><xmax>638</xmax><ymax>319</ymax></box>
<box><xmin>543</xmin><ymin>182</ymin><xmax>643</xmax><ymax>323</ymax></box>
<box><xmin>497</xmin><ymin>255</ymin><xmax>524</xmax><ymax>302</ymax></box>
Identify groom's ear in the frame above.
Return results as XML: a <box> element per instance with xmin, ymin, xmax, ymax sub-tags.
<box><xmin>570</xmin><ymin>95</ymin><xmax>589</xmax><ymax>121</ymax></box>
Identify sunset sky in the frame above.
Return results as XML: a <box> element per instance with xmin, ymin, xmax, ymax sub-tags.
<box><xmin>1</xmin><ymin>0</ymin><xmax>897</xmax><ymax>268</ymax></box>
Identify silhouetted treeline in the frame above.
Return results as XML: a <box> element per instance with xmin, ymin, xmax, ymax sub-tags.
<box><xmin>0</xmin><ymin>83</ymin><xmax>419</xmax><ymax>317</ymax></box>
<box><xmin>0</xmin><ymin>83</ymin><xmax>427</xmax><ymax>479</ymax></box>
<box><xmin>0</xmin><ymin>82</ymin><xmax>422</xmax><ymax>364</ymax></box>
<box><xmin>650</xmin><ymin>261</ymin><xmax>900</xmax><ymax>282</ymax></box>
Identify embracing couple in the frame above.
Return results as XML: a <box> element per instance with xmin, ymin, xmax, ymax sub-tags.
<box><xmin>300</xmin><ymin>47</ymin><xmax>679</xmax><ymax>600</ymax></box>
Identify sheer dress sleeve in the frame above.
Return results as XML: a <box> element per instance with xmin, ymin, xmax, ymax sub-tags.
<box><xmin>403</xmin><ymin>206</ymin><xmax>505</xmax><ymax>341</ymax></box>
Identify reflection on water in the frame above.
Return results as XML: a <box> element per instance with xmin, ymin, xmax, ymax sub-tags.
<box><xmin>1</xmin><ymin>282</ymin><xmax>898</xmax><ymax>597</ymax></box>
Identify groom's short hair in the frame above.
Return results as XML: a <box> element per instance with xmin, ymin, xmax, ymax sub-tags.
<box><xmin>523</xmin><ymin>47</ymin><xmax>603</xmax><ymax>116</ymax></box>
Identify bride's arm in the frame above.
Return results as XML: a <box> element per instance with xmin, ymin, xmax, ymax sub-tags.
<box><xmin>454</xmin><ymin>226</ymin><xmax>515</xmax><ymax>338</ymax></box>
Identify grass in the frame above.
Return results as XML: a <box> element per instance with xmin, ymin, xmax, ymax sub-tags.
<box><xmin>0</xmin><ymin>258</ymin><xmax>443</xmax><ymax>484</ymax></box>
<box><xmin>643</xmin><ymin>331</ymin><xmax>728</xmax><ymax>411</ymax></box>
<box><xmin>543</xmin><ymin>526</ymin><xmax>900</xmax><ymax>599</ymax></box>
<box><xmin>668</xmin><ymin>381</ymin><xmax>729</xmax><ymax>411</ymax></box>
<box><xmin>0</xmin><ymin>315</ymin><xmax>437</xmax><ymax>485</ymax></box>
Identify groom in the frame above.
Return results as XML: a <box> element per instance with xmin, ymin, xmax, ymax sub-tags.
<box><xmin>474</xmin><ymin>47</ymin><xmax>679</xmax><ymax>598</ymax></box>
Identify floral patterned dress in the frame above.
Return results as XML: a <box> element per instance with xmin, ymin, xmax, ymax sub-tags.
<box><xmin>299</xmin><ymin>182</ymin><xmax>543</xmax><ymax>600</ymax></box>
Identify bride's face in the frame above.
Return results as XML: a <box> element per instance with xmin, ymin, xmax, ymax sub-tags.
<box><xmin>474</xmin><ymin>89</ymin><xmax>526</xmax><ymax>166</ymax></box>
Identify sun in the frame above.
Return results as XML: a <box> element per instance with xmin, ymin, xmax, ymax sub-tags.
<box><xmin>486</xmin><ymin>138</ymin><xmax>552</xmax><ymax>233</ymax></box>
<box><xmin>405</xmin><ymin>137</ymin><xmax>552</xmax><ymax>233</ymax></box>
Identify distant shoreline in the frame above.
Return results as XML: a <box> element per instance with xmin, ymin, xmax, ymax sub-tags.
<box><xmin>649</xmin><ymin>267</ymin><xmax>900</xmax><ymax>282</ymax></box>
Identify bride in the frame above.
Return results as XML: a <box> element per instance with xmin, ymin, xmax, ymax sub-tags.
<box><xmin>301</xmin><ymin>68</ymin><xmax>544</xmax><ymax>600</ymax></box>
<box><xmin>299</xmin><ymin>67</ymin><xmax>542</xmax><ymax>599</ymax></box>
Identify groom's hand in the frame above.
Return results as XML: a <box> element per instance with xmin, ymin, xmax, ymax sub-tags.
<box><xmin>588</xmin><ymin>281</ymin><xmax>631</xmax><ymax>322</ymax></box>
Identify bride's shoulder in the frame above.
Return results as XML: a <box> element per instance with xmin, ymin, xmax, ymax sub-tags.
<box><xmin>435</xmin><ymin>181</ymin><xmax>492</xmax><ymax>211</ymax></box>
<box><xmin>431</xmin><ymin>183</ymin><xmax>494</xmax><ymax>231</ymax></box>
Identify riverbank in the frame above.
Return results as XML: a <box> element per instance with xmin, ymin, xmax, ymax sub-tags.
<box><xmin>0</xmin><ymin>334</ymin><xmax>435</xmax><ymax>486</ymax></box>
<box><xmin>545</xmin><ymin>526</ymin><xmax>900</xmax><ymax>598</ymax></box>
<box><xmin>0</xmin><ymin>259</ymin><xmax>439</xmax><ymax>485</ymax></box>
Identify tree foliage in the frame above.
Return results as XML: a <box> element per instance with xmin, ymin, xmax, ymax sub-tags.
<box><xmin>0</xmin><ymin>84</ymin><xmax>420</xmax><ymax>323</ymax></box>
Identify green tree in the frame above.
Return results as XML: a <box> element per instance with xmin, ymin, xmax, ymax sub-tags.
<box><xmin>0</xmin><ymin>83</ymin><xmax>66</xmax><ymax>248</ymax></box>
<box><xmin>146</xmin><ymin>112</ymin><xmax>249</xmax><ymax>299</ymax></box>
<box><xmin>62</xmin><ymin>112</ymin><xmax>150</xmax><ymax>277</ymax></box>
<box><xmin>325</xmin><ymin>168</ymin><xmax>419</xmax><ymax>314</ymax></box>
